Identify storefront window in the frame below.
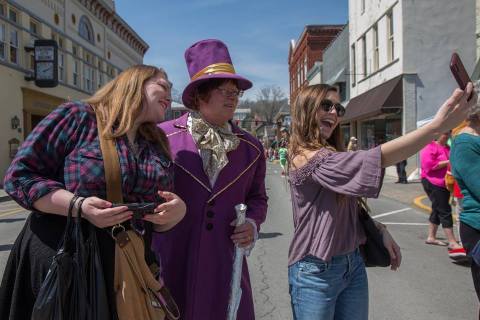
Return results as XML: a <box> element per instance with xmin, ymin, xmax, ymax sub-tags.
<box><xmin>340</xmin><ymin>124</ymin><xmax>350</xmax><ymax>149</ymax></box>
<box><xmin>360</xmin><ymin>115</ymin><xmax>401</xmax><ymax>149</ymax></box>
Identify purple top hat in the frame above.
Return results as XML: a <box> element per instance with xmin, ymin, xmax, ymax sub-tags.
<box><xmin>182</xmin><ymin>39</ymin><xmax>253</xmax><ymax>109</ymax></box>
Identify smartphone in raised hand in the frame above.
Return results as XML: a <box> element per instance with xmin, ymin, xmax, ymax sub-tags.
<box><xmin>450</xmin><ymin>52</ymin><xmax>473</xmax><ymax>100</ymax></box>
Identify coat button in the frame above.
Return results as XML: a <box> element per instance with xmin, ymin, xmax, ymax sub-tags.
<box><xmin>206</xmin><ymin>223</ymin><xmax>213</xmax><ymax>230</ymax></box>
<box><xmin>208</xmin><ymin>200</ymin><xmax>215</xmax><ymax>206</ymax></box>
<box><xmin>206</xmin><ymin>211</ymin><xmax>214</xmax><ymax>218</ymax></box>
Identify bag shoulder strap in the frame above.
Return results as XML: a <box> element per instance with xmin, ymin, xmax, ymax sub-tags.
<box><xmin>95</xmin><ymin>111</ymin><xmax>123</xmax><ymax>203</ymax></box>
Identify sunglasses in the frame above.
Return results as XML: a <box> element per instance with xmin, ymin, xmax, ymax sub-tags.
<box><xmin>320</xmin><ymin>99</ymin><xmax>345</xmax><ymax>117</ymax></box>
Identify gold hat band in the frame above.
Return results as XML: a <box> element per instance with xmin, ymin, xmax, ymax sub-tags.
<box><xmin>191</xmin><ymin>63</ymin><xmax>236</xmax><ymax>81</ymax></box>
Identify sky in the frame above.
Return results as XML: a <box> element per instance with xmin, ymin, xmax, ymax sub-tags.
<box><xmin>115</xmin><ymin>0</ymin><xmax>348</xmax><ymax>101</ymax></box>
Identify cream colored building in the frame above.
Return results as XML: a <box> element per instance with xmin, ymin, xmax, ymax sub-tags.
<box><xmin>0</xmin><ymin>0</ymin><xmax>148</xmax><ymax>183</ymax></box>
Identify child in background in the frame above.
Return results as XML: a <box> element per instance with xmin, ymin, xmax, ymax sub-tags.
<box><xmin>279</xmin><ymin>146</ymin><xmax>288</xmax><ymax>176</ymax></box>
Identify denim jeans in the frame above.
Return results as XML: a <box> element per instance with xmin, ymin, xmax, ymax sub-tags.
<box><xmin>288</xmin><ymin>249</ymin><xmax>368</xmax><ymax>320</ymax></box>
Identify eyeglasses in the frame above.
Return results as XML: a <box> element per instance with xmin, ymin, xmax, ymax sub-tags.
<box><xmin>320</xmin><ymin>99</ymin><xmax>345</xmax><ymax>117</ymax></box>
<box><xmin>216</xmin><ymin>87</ymin><xmax>244</xmax><ymax>98</ymax></box>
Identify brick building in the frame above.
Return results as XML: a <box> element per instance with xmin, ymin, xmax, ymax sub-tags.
<box><xmin>288</xmin><ymin>25</ymin><xmax>344</xmax><ymax>104</ymax></box>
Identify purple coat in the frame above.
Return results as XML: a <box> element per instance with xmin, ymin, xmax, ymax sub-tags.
<box><xmin>153</xmin><ymin>113</ymin><xmax>268</xmax><ymax>320</ymax></box>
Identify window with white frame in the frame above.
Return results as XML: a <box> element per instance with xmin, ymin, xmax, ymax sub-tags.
<box><xmin>300</xmin><ymin>62</ymin><xmax>304</xmax><ymax>82</ymax></box>
<box><xmin>52</xmin><ymin>32</ymin><xmax>64</xmax><ymax>49</ymax></box>
<box><xmin>58</xmin><ymin>52</ymin><xmax>64</xmax><ymax>82</ymax></box>
<box><xmin>297</xmin><ymin>64</ymin><xmax>300</xmax><ymax>88</ymax></box>
<box><xmin>9</xmin><ymin>28</ymin><xmax>18</xmax><ymax>64</ymax></box>
<box><xmin>351</xmin><ymin>43</ymin><xmax>356</xmax><ymax>86</ymax></box>
<box><xmin>304</xmin><ymin>55</ymin><xmax>307</xmax><ymax>79</ymax></box>
<box><xmin>73</xmin><ymin>60</ymin><xmax>80</xmax><ymax>87</ymax></box>
<box><xmin>0</xmin><ymin>24</ymin><xmax>5</xmax><ymax>60</ymax></box>
<box><xmin>30</xmin><ymin>19</ymin><xmax>39</xmax><ymax>36</ymax></box>
<box><xmin>361</xmin><ymin>35</ymin><xmax>367</xmax><ymax>77</ymax></box>
<box><xmin>99</xmin><ymin>71</ymin><xmax>104</xmax><ymax>88</ymax></box>
<box><xmin>79</xmin><ymin>15</ymin><xmax>94</xmax><ymax>44</ymax></box>
<box><xmin>387</xmin><ymin>10</ymin><xmax>394</xmax><ymax>62</ymax></box>
<box><xmin>91</xmin><ymin>65</ymin><xmax>96</xmax><ymax>89</ymax></box>
<box><xmin>72</xmin><ymin>44</ymin><xmax>78</xmax><ymax>57</ymax></box>
<box><xmin>29</xmin><ymin>31</ymin><xmax>39</xmax><ymax>71</ymax></box>
<box><xmin>83</xmin><ymin>64</ymin><xmax>96</xmax><ymax>93</ymax></box>
<box><xmin>28</xmin><ymin>41</ymin><xmax>34</xmax><ymax>70</ymax></box>
<box><xmin>0</xmin><ymin>2</ymin><xmax>5</xmax><ymax>16</ymax></box>
<box><xmin>8</xmin><ymin>7</ymin><xmax>17</xmax><ymax>23</ymax></box>
<box><xmin>84</xmin><ymin>51</ymin><xmax>92</xmax><ymax>65</ymax></box>
<box><xmin>373</xmin><ymin>24</ymin><xmax>379</xmax><ymax>71</ymax></box>
<box><xmin>83</xmin><ymin>64</ymin><xmax>92</xmax><ymax>92</ymax></box>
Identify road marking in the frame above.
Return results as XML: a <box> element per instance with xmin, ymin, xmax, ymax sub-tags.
<box><xmin>413</xmin><ymin>195</ymin><xmax>431</xmax><ymax>213</ymax></box>
<box><xmin>412</xmin><ymin>195</ymin><xmax>459</xmax><ymax>220</ymax></box>
<box><xmin>0</xmin><ymin>208</ymin><xmax>25</xmax><ymax>218</ymax></box>
<box><xmin>371</xmin><ymin>207</ymin><xmax>411</xmax><ymax>219</ymax></box>
<box><xmin>383</xmin><ymin>222</ymin><xmax>429</xmax><ymax>226</ymax></box>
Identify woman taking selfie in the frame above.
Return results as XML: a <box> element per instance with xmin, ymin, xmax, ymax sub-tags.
<box><xmin>287</xmin><ymin>82</ymin><xmax>476</xmax><ymax>320</ymax></box>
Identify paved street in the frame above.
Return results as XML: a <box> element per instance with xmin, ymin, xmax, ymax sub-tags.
<box><xmin>0</xmin><ymin>163</ymin><xmax>477</xmax><ymax>319</ymax></box>
<box><xmin>249</xmin><ymin>164</ymin><xmax>478</xmax><ymax>320</ymax></box>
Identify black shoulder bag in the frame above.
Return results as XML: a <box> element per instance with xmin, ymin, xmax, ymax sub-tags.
<box><xmin>31</xmin><ymin>197</ymin><xmax>110</xmax><ymax>320</ymax></box>
<box><xmin>358</xmin><ymin>198</ymin><xmax>391</xmax><ymax>267</ymax></box>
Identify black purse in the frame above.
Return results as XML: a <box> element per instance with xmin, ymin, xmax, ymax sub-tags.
<box><xmin>358</xmin><ymin>198</ymin><xmax>391</xmax><ymax>267</ymax></box>
<box><xmin>31</xmin><ymin>197</ymin><xmax>110</xmax><ymax>320</ymax></box>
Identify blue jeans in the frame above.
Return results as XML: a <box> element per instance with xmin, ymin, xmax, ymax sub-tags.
<box><xmin>288</xmin><ymin>250</ymin><xmax>368</xmax><ymax>320</ymax></box>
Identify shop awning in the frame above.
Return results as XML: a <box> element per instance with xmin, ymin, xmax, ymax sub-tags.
<box><xmin>342</xmin><ymin>75</ymin><xmax>403</xmax><ymax>122</ymax></box>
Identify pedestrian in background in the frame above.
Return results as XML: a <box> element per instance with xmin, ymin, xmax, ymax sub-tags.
<box><xmin>347</xmin><ymin>136</ymin><xmax>358</xmax><ymax>151</ymax></box>
<box><xmin>287</xmin><ymin>82</ymin><xmax>476</xmax><ymax>320</ymax></box>
<box><xmin>0</xmin><ymin>65</ymin><xmax>186</xmax><ymax>319</ymax></box>
<box><xmin>445</xmin><ymin>162</ymin><xmax>467</xmax><ymax>260</ymax></box>
<box><xmin>152</xmin><ymin>39</ymin><xmax>268</xmax><ymax>320</ymax></box>
<box><xmin>451</xmin><ymin>103</ymin><xmax>480</xmax><ymax>314</ymax></box>
<box><xmin>420</xmin><ymin>132</ymin><xmax>463</xmax><ymax>251</ymax></box>
<box><xmin>395</xmin><ymin>159</ymin><xmax>408</xmax><ymax>184</ymax></box>
<box><xmin>279</xmin><ymin>127</ymin><xmax>289</xmax><ymax>175</ymax></box>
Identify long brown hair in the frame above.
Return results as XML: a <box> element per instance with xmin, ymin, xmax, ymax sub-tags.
<box><xmin>85</xmin><ymin>64</ymin><xmax>171</xmax><ymax>159</ymax></box>
<box><xmin>288</xmin><ymin>84</ymin><xmax>344</xmax><ymax>169</ymax></box>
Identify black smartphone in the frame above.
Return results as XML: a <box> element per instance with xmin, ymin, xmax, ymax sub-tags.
<box><xmin>450</xmin><ymin>52</ymin><xmax>473</xmax><ymax>100</ymax></box>
<box><xmin>111</xmin><ymin>202</ymin><xmax>156</xmax><ymax>218</ymax></box>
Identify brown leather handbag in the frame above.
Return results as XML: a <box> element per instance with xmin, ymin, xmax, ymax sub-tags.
<box><xmin>95</xmin><ymin>112</ymin><xmax>179</xmax><ymax>320</ymax></box>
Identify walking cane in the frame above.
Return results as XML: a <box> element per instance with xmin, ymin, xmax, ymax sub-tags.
<box><xmin>226</xmin><ymin>203</ymin><xmax>247</xmax><ymax>320</ymax></box>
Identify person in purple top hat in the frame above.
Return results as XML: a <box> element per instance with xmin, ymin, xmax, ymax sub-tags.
<box><xmin>153</xmin><ymin>39</ymin><xmax>268</xmax><ymax>320</ymax></box>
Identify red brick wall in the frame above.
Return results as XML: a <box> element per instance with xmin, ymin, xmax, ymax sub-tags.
<box><xmin>289</xmin><ymin>25</ymin><xmax>344</xmax><ymax>104</ymax></box>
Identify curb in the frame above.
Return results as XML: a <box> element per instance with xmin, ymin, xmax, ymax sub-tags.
<box><xmin>413</xmin><ymin>195</ymin><xmax>431</xmax><ymax>213</ymax></box>
<box><xmin>413</xmin><ymin>194</ymin><xmax>459</xmax><ymax>221</ymax></box>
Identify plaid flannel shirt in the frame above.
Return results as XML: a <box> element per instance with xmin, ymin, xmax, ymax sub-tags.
<box><xmin>4</xmin><ymin>101</ymin><xmax>173</xmax><ymax>209</ymax></box>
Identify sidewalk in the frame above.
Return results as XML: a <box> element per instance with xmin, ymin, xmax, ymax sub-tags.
<box><xmin>0</xmin><ymin>189</ymin><xmax>10</xmax><ymax>203</ymax></box>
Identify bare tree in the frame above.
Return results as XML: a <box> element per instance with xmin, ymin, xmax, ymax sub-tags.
<box><xmin>251</xmin><ymin>85</ymin><xmax>288</xmax><ymax>124</ymax></box>
<box><xmin>171</xmin><ymin>87</ymin><xmax>182</xmax><ymax>103</ymax></box>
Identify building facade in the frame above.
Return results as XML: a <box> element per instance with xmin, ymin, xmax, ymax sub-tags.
<box><xmin>165</xmin><ymin>101</ymin><xmax>189</xmax><ymax>120</ymax></box>
<box><xmin>0</xmin><ymin>0</ymin><xmax>148</xmax><ymax>183</ymax></box>
<box><xmin>322</xmin><ymin>24</ymin><xmax>351</xmax><ymax>147</ymax></box>
<box><xmin>345</xmin><ymin>0</ymin><xmax>475</xmax><ymax>168</ymax></box>
<box><xmin>288</xmin><ymin>25</ymin><xmax>344</xmax><ymax>104</ymax></box>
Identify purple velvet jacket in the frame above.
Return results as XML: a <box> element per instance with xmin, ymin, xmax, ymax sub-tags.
<box><xmin>153</xmin><ymin>113</ymin><xmax>268</xmax><ymax>320</ymax></box>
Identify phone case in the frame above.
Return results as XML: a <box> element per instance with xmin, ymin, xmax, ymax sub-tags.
<box><xmin>450</xmin><ymin>52</ymin><xmax>471</xmax><ymax>90</ymax></box>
